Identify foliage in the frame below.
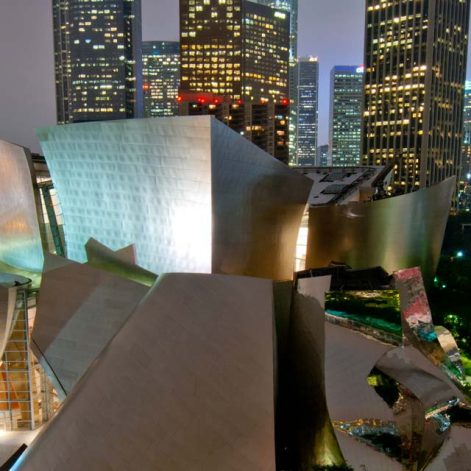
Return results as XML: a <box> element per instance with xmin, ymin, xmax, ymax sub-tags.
<box><xmin>427</xmin><ymin>213</ymin><xmax>471</xmax><ymax>359</ymax></box>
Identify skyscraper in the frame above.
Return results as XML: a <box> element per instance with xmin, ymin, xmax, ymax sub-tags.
<box><xmin>180</xmin><ymin>0</ymin><xmax>288</xmax><ymax>102</ymax></box>
<box><xmin>179</xmin><ymin>0</ymin><xmax>290</xmax><ymax>160</ymax></box>
<box><xmin>462</xmin><ymin>81</ymin><xmax>471</xmax><ymax>176</ymax></box>
<box><xmin>295</xmin><ymin>57</ymin><xmax>319</xmax><ymax>166</ymax></box>
<box><xmin>255</xmin><ymin>0</ymin><xmax>298</xmax><ymax>63</ymax></box>
<box><xmin>461</xmin><ymin>81</ymin><xmax>471</xmax><ymax>209</ymax></box>
<box><xmin>255</xmin><ymin>1</ymin><xmax>299</xmax><ymax>163</ymax></box>
<box><xmin>362</xmin><ymin>0</ymin><xmax>470</xmax><ymax>194</ymax></box>
<box><xmin>142</xmin><ymin>41</ymin><xmax>180</xmax><ymax>117</ymax></box>
<box><xmin>330</xmin><ymin>66</ymin><xmax>364</xmax><ymax>167</ymax></box>
<box><xmin>255</xmin><ymin>0</ymin><xmax>298</xmax><ymax>132</ymax></box>
<box><xmin>53</xmin><ymin>0</ymin><xmax>143</xmax><ymax>124</ymax></box>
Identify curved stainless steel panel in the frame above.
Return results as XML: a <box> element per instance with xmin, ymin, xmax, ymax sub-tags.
<box><xmin>38</xmin><ymin>116</ymin><xmax>312</xmax><ymax>280</ymax></box>
<box><xmin>85</xmin><ymin>238</ymin><xmax>157</xmax><ymax>287</ymax></box>
<box><xmin>210</xmin><ymin>119</ymin><xmax>313</xmax><ymax>280</ymax></box>
<box><xmin>20</xmin><ymin>274</ymin><xmax>277</xmax><ymax>470</ymax></box>
<box><xmin>306</xmin><ymin>177</ymin><xmax>454</xmax><ymax>283</ymax></box>
<box><xmin>0</xmin><ymin>140</ymin><xmax>43</xmax><ymax>272</ymax></box>
<box><xmin>32</xmin><ymin>254</ymin><xmax>149</xmax><ymax>397</ymax></box>
<box><xmin>0</xmin><ymin>274</ymin><xmax>31</xmax><ymax>360</ymax></box>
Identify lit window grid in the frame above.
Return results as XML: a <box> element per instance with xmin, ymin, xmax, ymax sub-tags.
<box><xmin>296</xmin><ymin>59</ymin><xmax>318</xmax><ymax>166</ymax></box>
<box><xmin>180</xmin><ymin>0</ymin><xmax>244</xmax><ymax>98</ymax></box>
<box><xmin>53</xmin><ymin>0</ymin><xmax>141</xmax><ymax>123</ymax></box>
<box><xmin>363</xmin><ymin>0</ymin><xmax>469</xmax><ymax>192</ymax></box>
<box><xmin>142</xmin><ymin>45</ymin><xmax>180</xmax><ymax>118</ymax></box>
<box><xmin>180</xmin><ymin>0</ymin><xmax>289</xmax><ymax>102</ymax></box>
<box><xmin>330</xmin><ymin>72</ymin><xmax>363</xmax><ymax>167</ymax></box>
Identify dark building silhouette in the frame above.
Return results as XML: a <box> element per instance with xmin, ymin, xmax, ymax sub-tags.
<box><xmin>53</xmin><ymin>0</ymin><xmax>143</xmax><ymax>123</ymax></box>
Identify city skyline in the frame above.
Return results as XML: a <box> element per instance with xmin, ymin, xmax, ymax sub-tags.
<box><xmin>1</xmin><ymin>0</ymin><xmax>471</xmax><ymax>154</ymax></box>
<box><xmin>0</xmin><ymin>0</ymin><xmax>364</xmax><ymax>154</ymax></box>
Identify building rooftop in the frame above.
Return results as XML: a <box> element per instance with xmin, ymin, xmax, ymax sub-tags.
<box><xmin>294</xmin><ymin>165</ymin><xmax>393</xmax><ymax>206</ymax></box>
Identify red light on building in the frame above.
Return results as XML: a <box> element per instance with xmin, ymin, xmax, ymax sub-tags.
<box><xmin>143</xmin><ymin>83</ymin><xmax>150</xmax><ymax>91</ymax></box>
<box><xmin>214</xmin><ymin>98</ymin><xmax>221</xmax><ymax>105</ymax></box>
<box><xmin>237</xmin><ymin>99</ymin><xmax>244</xmax><ymax>105</ymax></box>
<box><xmin>281</xmin><ymin>98</ymin><xmax>289</xmax><ymax>106</ymax></box>
<box><xmin>177</xmin><ymin>96</ymin><xmax>183</xmax><ymax>102</ymax></box>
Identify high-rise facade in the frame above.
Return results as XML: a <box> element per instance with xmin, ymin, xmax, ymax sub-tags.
<box><xmin>317</xmin><ymin>144</ymin><xmax>329</xmax><ymax>167</ymax></box>
<box><xmin>142</xmin><ymin>41</ymin><xmax>180</xmax><ymax>117</ymax></box>
<box><xmin>53</xmin><ymin>0</ymin><xmax>143</xmax><ymax>124</ymax></box>
<box><xmin>295</xmin><ymin>57</ymin><xmax>319</xmax><ymax>166</ymax></box>
<box><xmin>363</xmin><ymin>0</ymin><xmax>470</xmax><ymax>194</ymax></box>
<box><xmin>255</xmin><ymin>0</ymin><xmax>297</xmax><ymax>63</ymax></box>
<box><xmin>461</xmin><ymin>81</ymin><xmax>471</xmax><ymax>209</ymax></box>
<box><xmin>255</xmin><ymin>1</ymin><xmax>299</xmax><ymax>162</ymax></box>
<box><xmin>180</xmin><ymin>0</ymin><xmax>288</xmax><ymax>102</ymax></box>
<box><xmin>462</xmin><ymin>81</ymin><xmax>471</xmax><ymax>176</ymax></box>
<box><xmin>330</xmin><ymin>66</ymin><xmax>364</xmax><ymax>167</ymax></box>
<box><xmin>179</xmin><ymin>0</ymin><xmax>290</xmax><ymax>161</ymax></box>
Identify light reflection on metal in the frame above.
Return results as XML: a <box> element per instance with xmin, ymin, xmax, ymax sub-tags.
<box><xmin>85</xmin><ymin>238</ymin><xmax>157</xmax><ymax>287</ymax></box>
<box><xmin>306</xmin><ymin>177</ymin><xmax>455</xmax><ymax>283</ymax></box>
<box><xmin>32</xmin><ymin>254</ymin><xmax>150</xmax><ymax>397</ymax></box>
<box><xmin>0</xmin><ymin>274</ymin><xmax>31</xmax><ymax>364</ymax></box>
<box><xmin>38</xmin><ymin>116</ymin><xmax>312</xmax><ymax>280</ymax></box>
<box><xmin>0</xmin><ymin>141</ymin><xmax>43</xmax><ymax>272</ymax></box>
<box><xmin>286</xmin><ymin>285</ymin><xmax>345</xmax><ymax>469</ymax></box>
<box><xmin>20</xmin><ymin>274</ymin><xmax>278</xmax><ymax>470</ymax></box>
<box><xmin>394</xmin><ymin>267</ymin><xmax>469</xmax><ymax>389</ymax></box>
<box><xmin>436</xmin><ymin>326</ymin><xmax>465</xmax><ymax>376</ymax></box>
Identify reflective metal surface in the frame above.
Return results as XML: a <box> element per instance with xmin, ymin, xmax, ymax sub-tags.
<box><xmin>31</xmin><ymin>254</ymin><xmax>149</xmax><ymax>397</ymax></box>
<box><xmin>20</xmin><ymin>274</ymin><xmax>277</xmax><ymax>470</ymax></box>
<box><xmin>286</xmin><ymin>290</ymin><xmax>345</xmax><ymax>469</ymax></box>
<box><xmin>85</xmin><ymin>238</ymin><xmax>157</xmax><ymax>287</ymax></box>
<box><xmin>210</xmin><ymin>119</ymin><xmax>313</xmax><ymax>280</ymax></box>
<box><xmin>38</xmin><ymin>116</ymin><xmax>312</xmax><ymax>280</ymax></box>
<box><xmin>0</xmin><ymin>140</ymin><xmax>43</xmax><ymax>272</ymax></box>
<box><xmin>0</xmin><ymin>274</ymin><xmax>31</xmax><ymax>361</ymax></box>
<box><xmin>394</xmin><ymin>267</ymin><xmax>458</xmax><ymax>374</ymax></box>
<box><xmin>306</xmin><ymin>177</ymin><xmax>455</xmax><ymax>283</ymax></box>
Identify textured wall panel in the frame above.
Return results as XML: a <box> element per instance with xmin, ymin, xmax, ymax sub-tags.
<box><xmin>19</xmin><ymin>274</ymin><xmax>276</xmax><ymax>471</ymax></box>
<box><xmin>0</xmin><ymin>140</ymin><xmax>43</xmax><ymax>272</ymax></box>
<box><xmin>37</xmin><ymin>117</ymin><xmax>213</xmax><ymax>274</ymax></box>
<box><xmin>38</xmin><ymin>116</ymin><xmax>312</xmax><ymax>279</ymax></box>
<box><xmin>32</xmin><ymin>254</ymin><xmax>149</xmax><ymax>397</ymax></box>
<box><xmin>306</xmin><ymin>177</ymin><xmax>454</xmax><ymax>283</ymax></box>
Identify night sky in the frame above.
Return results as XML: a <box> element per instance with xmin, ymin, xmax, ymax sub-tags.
<box><xmin>0</xmin><ymin>0</ymin><xmax>469</xmax><ymax>153</ymax></box>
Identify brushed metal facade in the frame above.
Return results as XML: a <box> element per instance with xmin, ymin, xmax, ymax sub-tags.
<box><xmin>306</xmin><ymin>177</ymin><xmax>454</xmax><ymax>282</ymax></box>
<box><xmin>85</xmin><ymin>238</ymin><xmax>157</xmax><ymax>287</ymax></box>
<box><xmin>0</xmin><ymin>274</ymin><xmax>31</xmax><ymax>360</ymax></box>
<box><xmin>19</xmin><ymin>274</ymin><xmax>277</xmax><ymax>471</ymax></box>
<box><xmin>0</xmin><ymin>140</ymin><xmax>43</xmax><ymax>272</ymax></box>
<box><xmin>38</xmin><ymin>116</ymin><xmax>312</xmax><ymax>280</ymax></box>
<box><xmin>32</xmin><ymin>254</ymin><xmax>149</xmax><ymax>398</ymax></box>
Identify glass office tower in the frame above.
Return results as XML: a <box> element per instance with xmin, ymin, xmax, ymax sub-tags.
<box><xmin>363</xmin><ymin>0</ymin><xmax>470</xmax><ymax>194</ymax></box>
<box><xmin>330</xmin><ymin>66</ymin><xmax>364</xmax><ymax>167</ymax></box>
<box><xmin>142</xmin><ymin>41</ymin><xmax>180</xmax><ymax>117</ymax></box>
<box><xmin>53</xmin><ymin>0</ymin><xmax>143</xmax><ymax>123</ymax></box>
